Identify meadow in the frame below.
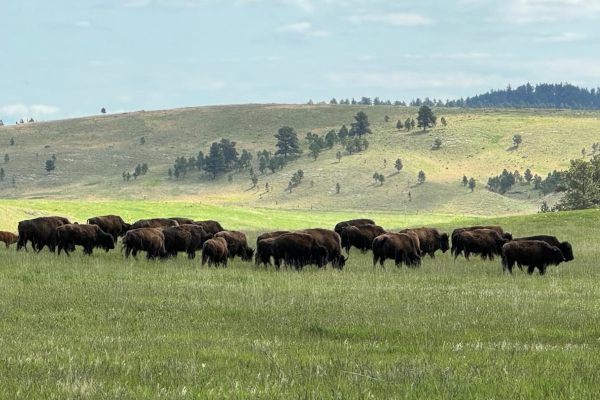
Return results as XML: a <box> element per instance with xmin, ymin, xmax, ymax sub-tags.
<box><xmin>0</xmin><ymin>202</ymin><xmax>599</xmax><ymax>398</ymax></box>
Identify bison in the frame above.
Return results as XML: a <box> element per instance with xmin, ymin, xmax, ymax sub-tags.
<box><xmin>131</xmin><ymin>218</ymin><xmax>179</xmax><ymax>230</ymax></box>
<box><xmin>341</xmin><ymin>225</ymin><xmax>386</xmax><ymax>254</ymax></box>
<box><xmin>169</xmin><ymin>217</ymin><xmax>195</xmax><ymax>226</ymax></box>
<box><xmin>194</xmin><ymin>220</ymin><xmax>225</xmax><ymax>235</ymax></box>
<box><xmin>56</xmin><ymin>224</ymin><xmax>115</xmax><ymax>256</ymax></box>
<box><xmin>512</xmin><ymin>235</ymin><xmax>573</xmax><ymax>262</ymax></box>
<box><xmin>298</xmin><ymin>228</ymin><xmax>347</xmax><ymax>268</ymax></box>
<box><xmin>202</xmin><ymin>237</ymin><xmax>229</xmax><ymax>267</ymax></box>
<box><xmin>255</xmin><ymin>237</ymin><xmax>278</xmax><ymax>267</ymax></box>
<box><xmin>372</xmin><ymin>233</ymin><xmax>421</xmax><ymax>268</ymax></box>
<box><xmin>214</xmin><ymin>230</ymin><xmax>254</xmax><ymax>261</ymax></box>
<box><xmin>454</xmin><ymin>229</ymin><xmax>508</xmax><ymax>260</ymax></box>
<box><xmin>451</xmin><ymin>226</ymin><xmax>512</xmax><ymax>256</ymax></box>
<box><xmin>122</xmin><ymin>228</ymin><xmax>167</xmax><ymax>260</ymax></box>
<box><xmin>87</xmin><ymin>215</ymin><xmax>132</xmax><ymax>244</ymax></box>
<box><xmin>0</xmin><ymin>231</ymin><xmax>19</xmax><ymax>248</ymax></box>
<box><xmin>271</xmin><ymin>232</ymin><xmax>329</xmax><ymax>270</ymax></box>
<box><xmin>502</xmin><ymin>240</ymin><xmax>565</xmax><ymax>275</ymax></box>
<box><xmin>17</xmin><ymin>216</ymin><xmax>72</xmax><ymax>252</ymax></box>
<box><xmin>162</xmin><ymin>224</ymin><xmax>213</xmax><ymax>259</ymax></box>
<box><xmin>400</xmin><ymin>227</ymin><xmax>449</xmax><ymax>258</ymax></box>
<box><xmin>256</xmin><ymin>231</ymin><xmax>291</xmax><ymax>248</ymax></box>
<box><xmin>334</xmin><ymin>219</ymin><xmax>376</xmax><ymax>236</ymax></box>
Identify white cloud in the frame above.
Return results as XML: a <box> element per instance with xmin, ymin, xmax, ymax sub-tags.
<box><xmin>534</xmin><ymin>32</ymin><xmax>587</xmax><ymax>42</ymax></box>
<box><xmin>276</xmin><ymin>22</ymin><xmax>311</xmax><ymax>33</ymax></box>
<box><xmin>1</xmin><ymin>104</ymin><xmax>60</xmax><ymax>117</ymax></box>
<box><xmin>347</xmin><ymin>13</ymin><xmax>433</xmax><ymax>26</ymax></box>
<box><xmin>74</xmin><ymin>21</ymin><xmax>91</xmax><ymax>28</ymax></box>
<box><xmin>507</xmin><ymin>0</ymin><xmax>600</xmax><ymax>22</ymax></box>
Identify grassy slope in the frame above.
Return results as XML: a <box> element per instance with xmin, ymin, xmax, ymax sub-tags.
<box><xmin>0</xmin><ymin>209</ymin><xmax>598</xmax><ymax>398</ymax></box>
<box><xmin>1</xmin><ymin>106</ymin><xmax>598</xmax><ymax>215</ymax></box>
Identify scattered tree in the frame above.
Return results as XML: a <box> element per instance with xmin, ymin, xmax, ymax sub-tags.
<box><xmin>45</xmin><ymin>159</ymin><xmax>55</xmax><ymax>173</ymax></box>
<box><xmin>265</xmin><ymin>182</ymin><xmax>269</xmax><ymax>192</ymax></box>
<box><xmin>141</xmin><ymin>163</ymin><xmax>148</xmax><ymax>175</ymax></box>
<box><xmin>524</xmin><ymin>168</ymin><xmax>533</xmax><ymax>184</ymax></box>
<box><xmin>441</xmin><ymin>117</ymin><xmax>447</xmax><ymax>127</ymax></box>
<box><xmin>101</xmin><ymin>107</ymin><xmax>106</xmax><ymax>115</ymax></box>
<box><xmin>140</xmin><ymin>137</ymin><xmax>145</xmax><ymax>145</ymax></box>
<box><xmin>0</xmin><ymin>168</ymin><xmax>4</xmax><ymax>181</ymax></box>
<box><xmin>251</xmin><ymin>174</ymin><xmax>258</xmax><ymax>188</ymax></box>
<box><xmin>462</xmin><ymin>175</ymin><xmax>468</xmax><ymax>186</ymax></box>
<box><xmin>468</xmin><ymin>178</ymin><xmax>476</xmax><ymax>192</ymax></box>
<box><xmin>582</xmin><ymin>148</ymin><xmax>587</xmax><ymax>158</ymax></box>
<box><xmin>325</xmin><ymin>130</ymin><xmax>336</xmax><ymax>149</ymax></box>
<box><xmin>417</xmin><ymin>105</ymin><xmax>437</xmax><ymax>130</ymax></box>
<box><xmin>349</xmin><ymin>111</ymin><xmax>372</xmax><ymax>137</ymax></box>
<box><xmin>338</xmin><ymin>124</ymin><xmax>349</xmax><ymax>142</ymax></box>
<box><xmin>384</xmin><ymin>115</ymin><xmax>390</xmax><ymax>123</ymax></box>
<box><xmin>410</xmin><ymin>119</ymin><xmax>416</xmax><ymax>130</ymax></box>
<box><xmin>418</xmin><ymin>170</ymin><xmax>426</xmax><ymax>184</ymax></box>
<box><xmin>395</xmin><ymin>158</ymin><xmax>403</xmax><ymax>172</ymax></box>
<box><xmin>330</xmin><ymin>98</ymin><xmax>338</xmax><ymax>105</ymax></box>
<box><xmin>404</xmin><ymin>118</ymin><xmax>411</xmax><ymax>131</ymax></box>
<box><xmin>204</xmin><ymin>142</ymin><xmax>227</xmax><ymax>178</ymax></box>
<box><xmin>336</xmin><ymin>182</ymin><xmax>341</xmax><ymax>194</ymax></box>
<box><xmin>51</xmin><ymin>154</ymin><xmax>57</xmax><ymax>162</ymax></box>
<box><xmin>11</xmin><ymin>177</ymin><xmax>15</xmax><ymax>187</ymax></box>
<box><xmin>310</xmin><ymin>180</ymin><xmax>314</xmax><ymax>187</ymax></box>
<box><xmin>396</xmin><ymin>120</ymin><xmax>403</xmax><ymax>130</ymax></box>
<box><xmin>432</xmin><ymin>138</ymin><xmax>442</xmax><ymax>150</ymax></box>
<box><xmin>168</xmin><ymin>168</ymin><xmax>173</xmax><ymax>179</ymax></box>
<box><xmin>513</xmin><ymin>134</ymin><xmax>522</xmax><ymax>148</ymax></box>
<box><xmin>336</xmin><ymin>151</ymin><xmax>342</xmax><ymax>163</ymax></box>
<box><xmin>10</xmin><ymin>137</ymin><xmax>14</xmax><ymax>146</ymax></box>
<box><xmin>4</xmin><ymin>154</ymin><xmax>8</xmax><ymax>164</ymax></box>
<box><xmin>275</xmin><ymin>126</ymin><xmax>302</xmax><ymax>158</ymax></box>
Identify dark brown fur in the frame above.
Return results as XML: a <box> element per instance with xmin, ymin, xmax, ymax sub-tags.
<box><xmin>215</xmin><ymin>230</ymin><xmax>254</xmax><ymax>261</ymax></box>
<box><xmin>169</xmin><ymin>217</ymin><xmax>195</xmax><ymax>226</ymax></box>
<box><xmin>202</xmin><ymin>237</ymin><xmax>229</xmax><ymax>267</ymax></box>
<box><xmin>194</xmin><ymin>220</ymin><xmax>225</xmax><ymax>235</ymax></box>
<box><xmin>87</xmin><ymin>215</ymin><xmax>131</xmax><ymax>244</ymax></box>
<box><xmin>298</xmin><ymin>228</ymin><xmax>347</xmax><ymax>268</ymax></box>
<box><xmin>132</xmin><ymin>218</ymin><xmax>179</xmax><ymax>230</ymax></box>
<box><xmin>400</xmin><ymin>227</ymin><xmax>449</xmax><ymax>258</ymax></box>
<box><xmin>17</xmin><ymin>216</ymin><xmax>72</xmax><ymax>252</ymax></box>
<box><xmin>341</xmin><ymin>225</ymin><xmax>386</xmax><ymax>253</ymax></box>
<box><xmin>56</xmin><ymin>224</ymin><xmax>115</xmax><ymax>256</ymax></box>
<box><xmin>512</xmin><ymin>235</ymin><xmax>573</xmax><ymax>262</ymax></box>
<box><xmin>122</xmin><ymin>228</ymin><xmax>166</xmax><ymax>259</ymax></box>
<box><xmin>270</xmin><ymin>233</ymin><xmax>329</xmax><ymax>270</ymax></box>
<box><xmin>454</xmin><ymin>229</ymin><xmax>508</xmax><ymax>260</ymax></box>
<box><xmin>502</xmin><ymin>240</ymin><xmax>565</xmax><ymax>275</ymax></box>
<box><xmin>163</xmin><ymin>225</ymin><xmax>213</xmax><ymax>259</ymax></box>
<box><xmin>451</xmin><ymin>226</ymin><xmax>512</xmax><ymax>256</ymax></box>
<box><xmin>372</xmin><ymin>233</ymin><xmax>421</xmax><ymax>268</ymax></box>
<box><xmin>334</xmin><ymin>219</ymin><xmax>376</xmax><ymax>236</ymax></box>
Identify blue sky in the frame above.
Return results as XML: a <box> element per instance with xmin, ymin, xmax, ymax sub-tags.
<box><xmin>1</xmin><ymin>0</ymin><xmax>599</xmax><ymax>121</ymax></box>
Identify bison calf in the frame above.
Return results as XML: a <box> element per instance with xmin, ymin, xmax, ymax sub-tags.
<box><xmin>0</xmin><ymin>231</ymin><xmax>19</xmax><ymax>248</ymax></box>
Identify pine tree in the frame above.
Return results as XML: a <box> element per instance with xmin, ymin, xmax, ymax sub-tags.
<box><xmin>418</xmin><ymin>170</ymin><xmax>426</xmax><ymax>184</ymax></box>
<box><xmin>325</xmin><ymin>130</ymin><xmax>336</xmax><ymax>149</ymax></box>
<box><xmin>141</xmin><ymin>163</ymin><xmax>148</xmax><ymax>175</ymax></box>
<box><xmin>11</xmin><ymin>177</ymin><xmax>15</xmax><ymax>187</ymax></box>
<box><xmin>135</xmin><ymin>164</ymin><xmax>142</xmax><ymax>176</ymax></box>
<box><xmin>513</xmin><ymin>134</ymin><xmax>522</xmax><ymax>148</ymax></box>
<box><xmin>51</xmin><ymin>154</ymin><xmax>57</xmax><ymax>162</ymax></box>
<box><xmin>582</xmin><ymin>148</ymin><xmax>587</xmax><ymax>158</ymax></box>
<box><xmin>274</xmin><ymin>126</ymin><xmax>301</xmax><ymax>158</ymax></box>
<box><xmin>350</xmin><ymin>111</ymin><xmax>372</xmax><ymax>137</ymax></box>
<box><xmin>174</xmin><ymin>168</ymin><xmax>180</xmax><ymax>180</ymax></box>
<box><xmin>268</xmin><ymin>157</ymin><xmax>278</xmax><ymax>174</ymax></box>
<box><xmin>396</xmin><ymin>120</ymin><xmax>403</xmax><ymax>130</ymax></box>
<box><xmin>336</xmin><ymin>151</ymin><xmax>342</xmax><ymax>163</ymax></box>
<box><xmin>417</xmin><ymin>106</ymin><xmax>437</xmax><ymax>130</ymax></box>
<box><xmin>168</xmin><ymin>168</ymin><xmax>173</xmax><ymax>179</ymax></box>
<box><xmin>45</xmin><ymin>159</ymin><xmax>55</xmax><ymax>173</ymax></box>
<box><xmin>338</xmin><ymin>124</ymin><xmax>349</xmax><ymax>141</ymax></box>
<box><xmin>410</xmin><ymin>119</ymin><xmax>416</xmax><ymax>130</ymax></box>
<box><xmin>10</xmin><ymin>137</ymin><xmax>14</xmax><ymax>146</ymax></box>
<box><xmin>404</xmin><ymin>118</ymin><xmax>411</xmax><ymax>131</ymax></box>
<box><xmin>4</xmin><ymin>154</ymin><xmax>8</xmax><ymax>164</ymax></box>
<box><xmin>524</xmin><ymin>169</ymin><xmax>533</xmax><ymax>184</ymax></box>
<box><xmin>251</xmin><ymin>174</ymin><xmax>258</xmax><ymax>188</ymax></box>
<box><xmin>336</xmin><ymin>183</ymin><xmax>341</xmax><ymax>194</ymax></box>
<box><xmin>395</xmin><ymin>158</ymin><xmax>403</xmax><ymax>172</ymax></box>
<box><xmin>259</xmin><ymin>157</ymin><xmax>268</xmax><ymax>174</ymax></box>
<box><xmin>384</xmin><ymin>115</ymin><xmax>390</xmax><ymax>123</ymax></box>
<box><xmin>204</xmin><ymin>142</ymin><xmax>227</xmax><ymax>178</ymax></box>
<box><xmin>126</xmin><ymin>172</ymin><xmax>131</xmax><ymax>181</ymax></box>
<box><xmin>140</xmin><ymin>137</ymin><xmax>145</xmax><ymax>145</ymax></box>
<box><xmin>0</xmin><ymin>167</ymin><xmax>4</xmax><ymax>181</ymax></box>
<box><xmin>440</xmin><ymin>117</ymin><xmax>447</xmax><ymax>127</ymax></box>
<box><xmin>122</xmin><ymin>171</ymin><xmax>126</xmax><ymax>181</ymax></box>
<box><xmin>462</xmin><ymin>175</ymin><xmax>468</xmax><ymax>186</ymax></box>
<box><xmin>468</xmin><ymin>178</ymin><xmax>476</xmax><ymax>192</ymax></box>
<box><xmin>432</xmin><ymin>138</ymin><xmax>442</xmax><ymax>150</ymax></box>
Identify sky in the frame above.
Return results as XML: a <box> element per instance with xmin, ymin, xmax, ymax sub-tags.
<box><xmin>1</xmin><ymin>0</ymin><xmax>600</xmax><ymax>121</ymax></box>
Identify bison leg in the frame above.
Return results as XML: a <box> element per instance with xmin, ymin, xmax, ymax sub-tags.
<box><xmin>464</xmin><ymin>250</ymin><xmax>470</xmax><ymax>260</ymax></box>
<box><xmin>527</xmin><ymin>265</ymin><xmax>535</xmax><ymax>275</ymax></box>
<box><xmin>539</xmin><ymin>265</ymin><xmax>547</xmax><ymax>276</ymax></box>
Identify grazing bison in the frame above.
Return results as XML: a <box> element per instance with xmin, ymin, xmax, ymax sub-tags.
<box><xmin>341</xmin><ymin>225</ymin><xmax>386</xmax><ymax>254</ymax></box>
<box><xmin>202</xmin><ymin>237</ymin><xmax>229</xmax><ymax>267</ymax></box>
<box><xmin>169</xmin><ymin>217</ymin><xmax>195</xmax><ymax>226</ymax></box>
<box><xmin>87</xmin><ymin>215</ymin><xmax>131</xmax><ymax>244</ymax></box>
<box><xmin>17</xmin><ymin>216</ymin><xmax>72</xmax><ymax>252</ymax></box>
<box><xmin>214</xmin><ymin>231</ymin><xmax>254</xmax><ymax>261</ymax></box>
<box><xmin>0</xmin><ymin>231</ymin><xmax>19</xmax><ymax>248</ymax></box>
<box><xmin>122</xmin><ymin>228</ymin><xmax>167</xmax><ymax>260</ymax></box>
<box><xmin>513</xmin><ymin>235</ymin><xmax>574</xmax><ymax>262</ymax></box>
<box><xmin>400</xmin><ymin>227</ymin><xmax>449</xmax><ymax>258</ymax></box>
<box><xmin>334</xmin><ymin>219</ymin><xmax>376</xmax><ymax>236</ymax></box>
<box><xmin>271</xmin><ymin>232</ymin><xmax>329</xmax><ymax>270</ymax></box>
<box><xmin>255</xmin><ymin>237</ymin><xmax>278</xmax><ymax>267</ymax></box>
<box><xmin>451</xmin><ymin>226</ymin><xmax>512</xmax><ymax>256</ymax></box>
<box><xmin>131</xmin><ymin>218</ymin><xmax>179</xmax><ymax>230</ymax></box>
<box><xmin>256</xmin><ymin>231</ymin><xmax>291</xmax><ymax>248</ymax></box>
<box><xmin>56</xmin><ymin>224</ymin><xmax>115</xmax><ymax>256</ymax></box>
<box><xmin>194</xmin><ymin>220</ymin><xmax>225</xmax><ymax>235</ymax></box>
<box><xmin>502</xmin><ymin>240</ymin><xmax>565</xmax><ymax>275</ymax></box>
<box><xmin>372</xmin><ymin>233</ymin><xmax>421</xmax><ymax>268</ymax></box>
<box><xmin>162</xmin><ymin>224</ymin><xmax>213</xmax><ymax>259</ymax></box>
<box><xmin>454</xmin><ymin>229</ymin><xmax>508</xmax><ymax>260</ymax></box>
<box><xmin>298</xmin><ymin>228</ymin><xmax>347</xmax><ymax>268</ymax></box>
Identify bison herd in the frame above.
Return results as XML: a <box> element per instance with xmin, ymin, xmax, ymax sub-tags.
<box><xmin>0</xmin><ymin>215</ymin><xmax>574</xmax><ymax>275</ymax></box>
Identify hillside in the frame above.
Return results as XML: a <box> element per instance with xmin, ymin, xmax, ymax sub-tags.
<box><xmin>1</xmin><ymin>105</ymin><xmax>599</xmax><ymax>216</ymax></box>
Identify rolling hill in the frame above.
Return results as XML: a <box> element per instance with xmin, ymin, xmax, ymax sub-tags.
<box><xmin>0</xmin><ymin>104</ymin><xmax>598</xmax><ymax>216</ymax></box>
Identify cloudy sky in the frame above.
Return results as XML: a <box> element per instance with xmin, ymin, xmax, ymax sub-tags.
<box><xmin>1</xmin><ymin>0</ymin><xmax>599</xmax><ymax>121</ymax></box>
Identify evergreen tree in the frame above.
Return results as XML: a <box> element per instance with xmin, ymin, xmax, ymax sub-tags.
<box><xmin>10</xmin><ymin>137</ymin><xmax>14</xmax><ymax>146</ymax></box>
<box><xmin>417</xmin><ymin>106</ymin><xmax>437</xmax><ymax>130</ymax></box>
<box><xmin>410</xmin><ymin>119</ymin><xmax>416</xmax><ymax>130</ymax></box>
<box><xmin>432</xmin><ymin>138</ymin><xmax>442</xmax><ymax>150</ymax></box>
<box><xmin>325</xmin><ymin>130</ymin><xmax>336</xmax><ymax>149</ymax></box>
<box><xmin>338</xmin><ymin>124</ymin><xmax>349</xmax><ymax>141</ymax></box>
<box><xmin>336</xmin><ymin>182</ymin><xmax>341</xmax><ymax>194</ymax></box>
<box><xmin>384</xmin><ymin>115</ymin><xmax>390</xmax><ymax>123</ymax></box>
<box><xmin>336</xmin><ymin>151</ymin><xmax>342</xmax><ymax>163</ymax></box>
<box><xmin>350</xmin><ymin>111</ymin><xmax>372</xmax><ymax>137</ymax></box>
<box><xmin>265</xmin><ymin>183</ymin><xmax>269</xmax><ymax>192</ymax></box>
<box><xmin>4</xmin><ymin>154</ymin><xmax>9</xmax><ymax>164</ymax></box>
<box><xmin>251</xmin><ymin>174</ymin><xmax>258</xmax><ymax>188</ymax></box>
<box><xmin>418</xmin><ymin>170</ymin><xmax>426</xmax><ymax>184</ymax></box>
<box><xmin>45</xmin><ymin>159</ymin><xmax>55</xmax><ymax>173</ymax></box>
<box><xmin>377</xmin><ymin>174</ymin><xmax>385</xmax><ymax>185</ymax></box>
<box><xmin>168</xmin><ymin>168</ymin><xmax>173</xmax><ymax>179</ymax></box>
<box><xmin>122</xmin><ymin>171</ymin><xmax>126</xmax><ymax>181</ymax></box>
<box><xmin>462</xmin><ymin>175</ymin><xmax>468</xmax><ymax>186</ymax></box>
<box><xmin>524</xmin><ymin>169</ymin><xmax>533</xmax><ymax>184</ymax></box>
<box><xmin>174</xmin><ymin>168</ymin><xmax>180</xmax><ymax>180</ymax></box>
<box><xmin>533</xmin><ymin>175</ymin><xmax>542</xmax><ymax>189</ymax></box>
<box><xmin>126</xmin><ymin>172</ymin><xmax>131</xmax><ymax>181</ymax></box>
<box><xmin>51</xmin><ymin>154</ymin><xmax>57</xmax><ymax>162</ymax></box>
<box><xmin>396</xmin><ymin>120</ymin><xmax>403</xmax><ymax>130</ymax></box>
<box><xmin>440</xmin><ymin>117</ymin><xmax>447</xmax><ymax>127</ymax></box>
<box><xmin>268</xmin><ymin>157</ymin><xmax>278</xmax><ymax>174</ymax></box>
<box><xmin>140</xmin><ymin>137</ymin><xmax>145</xmax><ymax>145</ymax></box>
<box><xmin>219</xmin><ymin>139</ymin><xmax>239</xmax><ymax>169</ymax></box>
<box><xmin>330</xmin><ymin>98</ymin><xmax>338</xmax><ymax>105</ymax></box>
<box><xmin>468</xmin><ymin>178</ymin><xmax>476</xmax><ymax>192</ymax></box>
<box><xmin>395</xmin><ymin>158</ymin><xmax>403</xmax><ymax>172</ymax></box>
<box><xmin>372</xmin><ymin>172</ymin><xmax>380</xmax><ymax>184</ymax></box>
<box><xmin>558</xmin><ymin>159</ymin><xmax>595</xmax><ymax>209</ymax></box>
<box><xmin>404</xmin><ymin>118</ymin><xmax>411</xmax><ymax>131</ymax></box>
<box><xmin>513</xmin><ymin>170</ymin><xmax>522</xmax><ymax>183</ymax></box>
<box><xmin>204</xmin><ymin>142</ymin><xmax>227</xmax><ymax>178</ymax></box>
<box><xmin>582</xmin><ymin>148</ymin><xmax>587</xmax><ymax>158</ymax></box>
<box><xmin>135</xmin><ymin>164</ymin><xmax>142</xmax><ymax>176</ymax></box>
<box><xmin>11</xmin><ymin>177</ymin><xmax>15</xmax><ymax>187</ymax></box>
<box><xmin>274</xmin><ymin>126</ymin><xmax>302</xmax><ymax>158</ymax></box>
<box><xmin>259</xmin><ymin>156</ymin><xmax>268</xmax><ymax>174</ymax></box>
<box><xmin>0</xmin><ymin>167</ymin><xmax>4</xmax><ymax>181</ymax></box>
<box><xmin>195</xmin><ymin>151</ymin><xmax>205</xmax><ymax>170</ymax></box>
<box><xmin>513</xmin><ymin>134</ymin><xmax>522</xmax><ymax>148</ymax></box>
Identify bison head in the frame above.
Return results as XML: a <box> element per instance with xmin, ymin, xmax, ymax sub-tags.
<box><xmin>550</xmin><ymin>246</ymin><xmax>566</xmax><ymax>265</ymax></box>
<box><xmin>559</xmin><ymin>241</ymin><xmax>574</xmax><ymax>262</ymax></box>
<box><xmin>502</xmin><ymin>232</ymin><xmax>513</xmax><ymax>241</ymax></box>
<box><xmin>439</xmin><ymin>233</ymin><xmax>450</xmax><ymax>253</ymax></box>
<box><xmin>242</xmin><ymin>246</ymin><xmax>255</xmax><ymax>262</ymax></box>
<box><xmin>335</xmin><ymin>255</ymin><xmax>348</xmax><ymax>269</ymax></box>
<box><xmin>121</xmin><ymin>223</ymin><xmax>133</xmax><ymax>235</ymax></box>
<box><xmin>99</xmin><ymin>232</ymin><xmax>116</xmax><ymax>251</ymax></box>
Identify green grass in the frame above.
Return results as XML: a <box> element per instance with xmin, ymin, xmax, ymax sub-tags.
<box><xmin>1</xmin><ymin>105</ymin><xmax>600</xmax><ymax>215</ymax></box>
<box><xmin>0</xmin><ymin>202</ymin><xmax>599</xmax><ymax>398</ymax></box>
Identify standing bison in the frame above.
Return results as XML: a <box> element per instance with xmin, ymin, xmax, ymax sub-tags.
<box><xmin>56</xmin><ymin>224</ymin><xmax>115</xmax><ymax>256</ymax></box>
<box><xmin>162</xmin><ymin>224</ymin><xmax>213</xmax><ymax>259</ymax></box>
<box><xmin>451</xmin><ymin>226</ymin><xmax>511</xmax><ymax>256</ymax></box>
<box><xmin>298</xmin><ymin>228</ymin><xmax>347</xmax><ymax>268</ymax></box>
<box><xmin>214</xmin><ymin>230</ymin><xmax>254</xmax><ymax>261</ymax></box>
<box><xmin>270</xmin><ymin>232</ymin><xmax>329</xmax><ymax>270</ymax></box>
<box><xmin>17</xmin><ymin>216</ymin><xmax>72</xmax><ymax>252</ymax></box>
<box><xmin>334</xmin><ymin>219</ymin><xmax>375</xmax><ymax>236</ymax></box>
<box><xmin>502</xmin><ymin>240</ymin><xmax>566</xmax><ymax>275</ymax></box>
<box><xmin>372</xmin><ymin>233</ymin><xmax>421</xmax><ymax>268</ymax></box>
<box><xmin>87</xmin><ymin>215</ymin><xmax>131</xmax><ymax>244</ymax></box>
<box><xmin>255</xmin><ymin>237</ymin><xmax>278</xmax><ymax>267</ymax></box>
<box><xmin>194</xmin><ymin>220</ymin><xmax>225</xmax><ymax>235</ymax></box>
<box><xmin>169</xmin><ymin>217</ymin><xmax>195</xmax><ymax>226</ymax></box>
<box><xmin>0</xmin><ymin>231</ymin><xmax>19</xmax><ymax>248</ymax></box>
<box><xmin>399</xmin><ymin>227</ymin><xmax>449</xmax><ymax>258</ymax></box>
<box><xmin>454</xmin><ymin>229</ymin><xmax>509</xmax><ymax>260</ymax></box>
<box><xmin>202</xmin><ymin>237</ymin><xmax>229</xmax><ymax>267</ymax></box>
<box><xmin>131</xmin><ymin>218</ymin><xmax>179</xmax><ymax>230</ymax></box>
<box><xmin>256</xmin><ymin>231</ymin><xmax>291</xmax><ymax>248</ymax></box>
<box><xmin>512</xmin><ymin>235</ymin><xmax>573</xmax><ymax>262</ymax></box>
<box><xmin>341</xmin><ymin>225</ymin><xmax>386</xmax><ymax>254</ymax></box>
<box><xmin>122</xmin><ymin>228</ymin><xmax>167</xmax><ymax>260</ymax></box>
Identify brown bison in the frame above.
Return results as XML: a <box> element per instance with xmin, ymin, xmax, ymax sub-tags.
<box><xmin>400</xmin><ymin>227</ymin><xmax>449</xmax><ymax>258</ymax></box>
<box><xmin>255</xmin><ymin>237</ymin><xmax>278</xmax><ymax>267</ymax></box>
<box><xmin>122</xmin><ymin>228</ymin><xmax>167</xmax><ymax>259</ymax></box>
<box><xmin>162</xmin><ymin>224</ymin><xmax>213</xmax><ymax>259</ymax></box>
<box><xmin>215</xmin><ymin>230</ymin><xmax>254</xmax><ymax>261</ymax></box>
<box><xmin>372</xmin><ymin>233</ymin><xmax>421</xmax><ymax>268</ymax></box>
<box><xmin>131</xmin><ymin>218</ymin><xmax>179</xmax><ymax>230</ymax></box>
<box><xmin>202</xmin><ymin>237</ymin><xmax>229</xmax><ymax>267</ymax></box>
<box><xmin>341</xmin><ymin>225</ymin><xmax>386</xmax><ymax>253</ymax></box>
<box><xmin>502</xmin><ymin>240</ymin><xmax>565</xmax><ymax>275</ymax></box>
<box><xmin>56</xmin><ymin>224</ymin><xmax>115</xmax><ymax>256</ymax></box>
<box><xmin>169</xmin><ymin>217</ymin><xmax>195</xmax><ymax>226</ymax></box>
<box><xmin>454</xmin><ymin>229</ymin><xmax>509</xmax><ymax>260</ymax></box>
<box><xmin>334</xmin><ymin>219</ymin><xmax>375</xmax><ymax>236</ymax></box>
<box><xmin>512</xmin><ymin>235</ymin><xmax>574</xmax><ymax>262</ymax></box>
<box><xmin>194</xmin><ymin>220</ymin><xmax>225</xmax><ymax>235</ymax></box>
<box><xmin>298</xmin><ymin>228</ymin><xmax>347</xmax><ymax>268</ymax></box>
<box><xmin>271</xmin><ymin>232</ymin><xmax>329</xmax><ymax>270</ymax></box>
<box><xmin>87</xmin><ymin>215</ymin><xmax>131</xmax><ymax>244</ymax></box>
<box><xmin>0</xmin><ymin>231</ymin><xmax>19</xmax><ymax>248</ymax></box>
<box><xmin>451</xmin><ymin>226</ymin><xmax>512</xmax><ymax>256</ymax></box>
<box><xmin>17</xmin><ymin>216</ymin><xmax>72</xmax><ymax>252</ymax></box>
<box><xmin>256</xmin><ymin>231</ymin><xmax>291</xmax><ymax>248</ymax></box>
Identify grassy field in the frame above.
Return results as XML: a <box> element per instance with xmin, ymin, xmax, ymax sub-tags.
<box><xmin>0</xmin><ymin>201</ymin><xmax>599</xmax><ymax>398</ymax></box>
<box><xmin>1</xmin><ymin>105</ymin><xmax>599</xmax><ymax>215</ymax></box>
